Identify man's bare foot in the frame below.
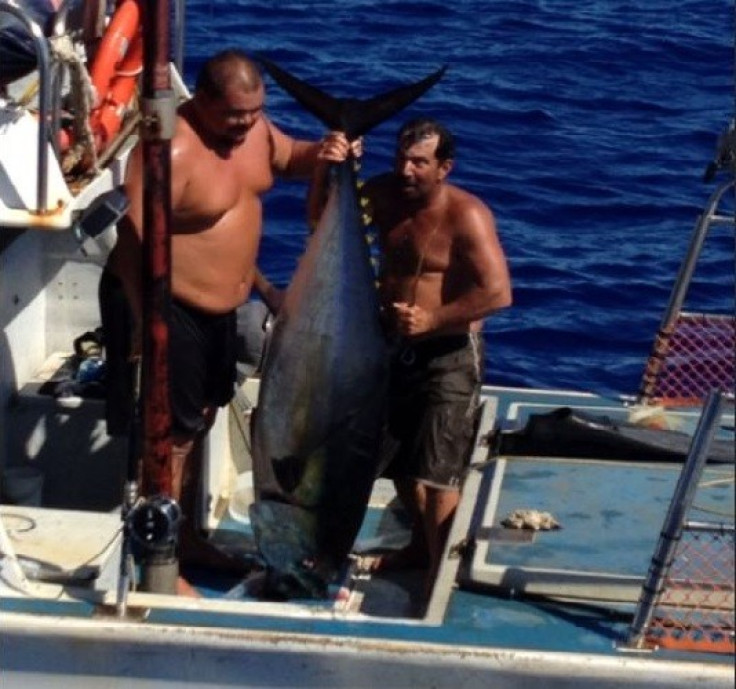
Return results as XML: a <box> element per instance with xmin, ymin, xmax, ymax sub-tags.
<box><xmin>176</xmin><ymin>576</ymin><xmax>201</xmax><ymax>598</ymax></box>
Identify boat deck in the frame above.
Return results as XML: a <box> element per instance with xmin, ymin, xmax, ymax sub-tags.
<box><xmin>1</xmin><ymin>384</ymin><xmax>733</xmax><ymax>687</ymax></box>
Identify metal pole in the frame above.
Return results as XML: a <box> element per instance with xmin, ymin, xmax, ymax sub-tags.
<box><xmin>636</xmin><ymin>179</ymin><xmax>735</xmax><ymax>404</ymax></box>
<box><xmin>660</xmin><ymin>181</ymin><xmax>735</xmax><ymax>325</ymax></box>
<box><xmin>116</xmin><ymin>361</ymin><xmax>141</xmax><ymax>616</ymax></box>
<box><xmin>140</xmin><ymin>0</ymin><xmax>174</xmax><ymax>497</ymax></box>
<box><xmin>135</xmin><ymin>0</ymin><xmax>181</xmax><ymax>594</ymax></box>
<box><xmin>172</xmin><ymin>0</ymin><xmax>186</xmax><ymax>77</ymax></box>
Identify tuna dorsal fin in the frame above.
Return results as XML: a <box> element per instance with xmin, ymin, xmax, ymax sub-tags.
<box><xmin>257</xmin><ymin>56</ymin><xmax>446</xmax><ymax>139</ymax></box>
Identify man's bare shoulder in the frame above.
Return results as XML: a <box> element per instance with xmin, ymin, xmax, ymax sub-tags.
<box><xmin>445</xmin><ymin>183</ymin><xmax>489</xmax><ymax>209</ymax></box>
<box><xmin>446</xmin><ymin>184</ymin><xmax>494</xmax><ymax>217</ymax></box>
<box><xmin>263</xmin><ymin>116</ymin><xmax>297</xmax><ymax>171</ymax></box>
<box><xmin>444</xmin><ymin>184</ymin><xmax>497</xmax><ymax>240</ymax></box>
<box><xmin>171</xmin><ymin>108</ymin><xmax>202</xmax><ymax>161</ymax></box>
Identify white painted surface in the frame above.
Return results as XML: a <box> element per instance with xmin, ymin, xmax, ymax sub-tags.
<box><xmin>1</xmin><ymin>614</ymin><xmax>731</xmax><ymax>689</ymax></box>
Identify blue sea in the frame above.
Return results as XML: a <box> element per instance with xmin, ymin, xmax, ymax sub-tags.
<box><xmin>182</xmin><ymin>0</ymin><xmax>734</xmax><ymax>399</ymax></box>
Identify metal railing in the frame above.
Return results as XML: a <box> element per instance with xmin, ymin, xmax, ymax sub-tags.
<box><xmin>636</xmin><ymin>177</ymin><xmax>735</xmax><ymax>406</ymax></box>
<box><xmin>0</xmin><ymin>0</ymin><xmax>188</xmax><ymax>219</ymax></box>
<box><xmin>626</xmin><ymin>391</ymin><xmax>734</xmax><ymax>653</ymax></box>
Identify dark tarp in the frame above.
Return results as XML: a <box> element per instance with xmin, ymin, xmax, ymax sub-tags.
<box><xmin>1</xmin><ymin>1</ymin><xmax>60</xmax><ymax>88</ymax></box>
<box><xmin>495</xmin><ymin>406</ymin><xmax>734</xmax><ymax>464</ymax></box>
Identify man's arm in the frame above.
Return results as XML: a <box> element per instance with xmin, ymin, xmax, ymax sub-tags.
<box><xmin>109</xmin><ymin>128</ymin><xmax>191</xmax><ymax>349</ymax></box>
<box><xmin>305</xmin><ymin>160</ymin><xmax>330</xmax><ymax>231</ymax></box>
<box><xmin>252</xmin><ymin>268</ymin><xmax>284</xmax><ymax>313</ymax></box>
<box><xmin>269</xmin><ymin>121</ymin><xmax>360</xmax><ymax>179</ymax></box>
<box><xmin>268</xmin><ymin>120</ymin><xmax>321</xmax><ymax>179</ymax></box>
<box><xmin>108</xmin><ymin>144</ymin><xmax>145</xmax><ymax>328</ymax></box>
<box><xmin>305</xmin><ymin>138</ymin><xmax>367</xmax><ymax>228</ymax></box>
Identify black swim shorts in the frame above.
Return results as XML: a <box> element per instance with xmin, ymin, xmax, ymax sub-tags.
<box><xmin>99</xmin><ymin>269</ymin><xmax>237</xmax><ymax>438</ymax></box>
<box><xmin>168</xmin><ymin>296</ymin><xmax>237</xmax><ymax>435</ymax></box>
<box><xmin>380</xmin><ymin>333</ymin><xmax>484</xmax><ymax>490</ymax></box>
<box><xmin>98</xmin><ymin>268</ymin><xmax>135</xmax><ymax>436</ymax></box>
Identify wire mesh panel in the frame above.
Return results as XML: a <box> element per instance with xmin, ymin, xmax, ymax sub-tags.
<box><xmin>638</xmin><ymin>313</ymin><xmax>735</xmax><ymax>405</ymax></box>
<box><xmin>626</xmin><ymin>392</ymin><xmax>735</xmax><ymax>655</ymax></box>
<box><xmin>645</xmin><ymin>526</ymin><xmax>735</xmax><ymax>654</ymax></box>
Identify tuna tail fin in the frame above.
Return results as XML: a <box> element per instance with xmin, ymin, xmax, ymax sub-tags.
<box><xmin>257</xmin><ymin>56</ymin><xmax>446</xmax><ymax>139</ymax></box>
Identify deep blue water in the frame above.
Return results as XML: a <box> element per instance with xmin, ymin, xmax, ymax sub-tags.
<box><xmin>182</xmin><ymin>1</ymin><xmax>734</xmax><ymax>398</ymax></box>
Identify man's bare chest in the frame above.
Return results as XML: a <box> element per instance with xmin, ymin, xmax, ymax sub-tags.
<box><xmin>193</xmin><ymin>140</ymin><xmax>273</xmax><ymax>192</ymax></box>
<box><xmin>383</xmin><ymin>216</ymin><xmax>451</xmax><ymax>273</ymax></box>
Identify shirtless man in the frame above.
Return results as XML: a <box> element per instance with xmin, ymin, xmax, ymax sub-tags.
<box><xmin>359</xmin><ymin>118</ymin><xmax>512</xmax><ymax>594</ymax></box>
<box><xmin>100</xmin><ymin>49</ymin><xmax>353</xmax><ymax>590</ymax></box>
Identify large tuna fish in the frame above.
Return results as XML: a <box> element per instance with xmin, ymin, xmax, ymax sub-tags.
<box><xmin>250</xmin><ymin>59</ymin><xmax>445</xmax><ymax>598</ymax></box>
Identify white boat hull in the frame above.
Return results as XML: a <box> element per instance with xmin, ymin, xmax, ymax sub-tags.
<box><xmin>3</xmin><ymin>612</ymin><xmax>732</xmax><ymax>689</ymax></box>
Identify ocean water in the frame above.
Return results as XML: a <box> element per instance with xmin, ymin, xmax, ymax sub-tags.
<box><xmin>182</xmin><ymin>0</ymin><xmax>734</xmax><ymax>399</ymax></box>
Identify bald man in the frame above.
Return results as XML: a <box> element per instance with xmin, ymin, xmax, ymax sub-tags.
<box><xmin>101</xmin><ymin>49</ymin><xmax>353</xmax><ymax>591</ymax></box>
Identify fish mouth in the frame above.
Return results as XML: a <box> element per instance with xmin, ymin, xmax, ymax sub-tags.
<box><xmin>258</xmin><ymin>564</ymin><xmax>328</xmax><ymax>601</ymax></box>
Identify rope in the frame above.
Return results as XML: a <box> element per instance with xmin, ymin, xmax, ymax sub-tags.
<box><xmin>49</xmin><ymin>34</ymin><xmax>99</xmax><ymax>173</ymax></box>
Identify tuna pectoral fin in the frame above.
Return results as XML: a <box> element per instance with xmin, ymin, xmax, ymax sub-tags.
<box><xmin>257</xmin><ymin>56</ymin><xmax>447</xmax><ymax>139</ymax></box>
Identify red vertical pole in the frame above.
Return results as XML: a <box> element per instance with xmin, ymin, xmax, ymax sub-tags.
<box><xmin>139</xmin><ymin>0</ymin><xmax>174</xmax><ymax>496</ymax></box>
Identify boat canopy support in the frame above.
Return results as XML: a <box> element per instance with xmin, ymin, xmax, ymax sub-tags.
<box><xmin>636</xmin><ymin>126</ymin><xmax>735</xmax><ymax>406</ymax></box>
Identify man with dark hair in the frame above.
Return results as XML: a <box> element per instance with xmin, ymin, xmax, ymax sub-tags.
<box><xmin>396</xmin><ymin>117</ymin><xmax>456</xmax><ymax>162</ymax></box>
<box><xmin>101</xmin><ymin>49</ymin><xmax>354</xmax><ymax>594</ymax></box>
<box><xmin>358</xmin><ymin>117</ymin><xmax>512</xmax><ymax>595</ymax></box>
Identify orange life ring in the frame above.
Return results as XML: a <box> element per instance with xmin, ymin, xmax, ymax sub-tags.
<box><xmin>87</xmin><ymin>0</ymin><xmax>143</xmax><ymax>153</ymax></box>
